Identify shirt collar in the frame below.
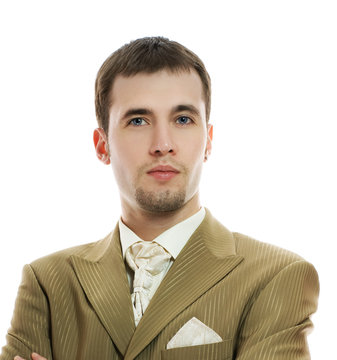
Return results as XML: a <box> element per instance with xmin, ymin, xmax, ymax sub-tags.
<box><xmin>119</xmin><ymin>207</ymin><xmax>205</xmax><ymax>259</ymax></box>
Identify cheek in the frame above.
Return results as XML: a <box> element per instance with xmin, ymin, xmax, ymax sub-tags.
<box><xmin>182</xmin><ymin>133</ymin><xmax>207</xmax><ymax>176</ymax></box>
<box><xmin>109</xmin><ymin>136</ymin><xmax>142</xmax><ymax>177</ymax></box>
<box><xmin>182</xmin><ymin>133</ymin><xmax>207</xmax><ymax>162</ymax></box>
<box><xmin>110</xmin><ymin>133</ymin><xmax>143</xmax><ymax>158</ymax></box>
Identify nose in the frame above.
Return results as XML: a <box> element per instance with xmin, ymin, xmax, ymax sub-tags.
<box><xmin>149</xmin><ymin>123</ymin><xmax>176</xmax><ymax>157</ymax></box>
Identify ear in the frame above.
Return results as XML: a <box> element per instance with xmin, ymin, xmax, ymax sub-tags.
<box><xmin>204</xmin><ymin>123</ymin><xmax>213</xmax><ymax>162</ymax></box>
<box><xmin>93</xmin><ymin>128</ymin><xmax>110</xmax><ymax>165</ymax></box>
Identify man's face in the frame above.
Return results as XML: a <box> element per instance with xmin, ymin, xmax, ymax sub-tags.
<box><xmin>98</xmin><ymin>69</ymin><xmax>212</xmax><ymax>214</ymax></box>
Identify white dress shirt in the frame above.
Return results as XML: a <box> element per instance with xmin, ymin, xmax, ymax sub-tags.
<box><xmin>119</xmin><ymin>207</ymin><xmax>206</xmax><ymax>293</ymax></box>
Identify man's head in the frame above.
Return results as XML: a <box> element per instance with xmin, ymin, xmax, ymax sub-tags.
<box><xmin>95</xmin><ymin>36</ymin><xmax>211</xmax><ymax>136</ymax></box>
<box><xmin>94</xmin><ymin>37</ymin><xmax>213</xmax><ymax>216</ymax></box>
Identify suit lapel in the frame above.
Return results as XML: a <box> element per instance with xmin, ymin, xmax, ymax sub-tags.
<box><xmin>70</xmin><ymin>225</ymin><xmax>135</xmax><ymax>356</ymax></box>
<box><xmin>125</xmin><ymin>209</ymin><xmax>244</xmax><ymax>360</ymax></box>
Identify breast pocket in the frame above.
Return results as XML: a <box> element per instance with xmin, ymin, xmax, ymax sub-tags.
<box><xmin>161</xmin><ymin>339</ymin><xmax>233</xmax><ymax>360</ymax></box>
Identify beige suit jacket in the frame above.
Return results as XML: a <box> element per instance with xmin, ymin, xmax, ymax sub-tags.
<box><xmin>0</xmin><ymin>209</ymin><xmax>319</xmax><ymax>359</ymax></box>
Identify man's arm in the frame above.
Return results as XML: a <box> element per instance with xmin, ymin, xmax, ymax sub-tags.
<box><xmin>235</xmin><ymin>260</ymin><xmax>319</xmax><ymax>359</ymax></box>
<box><xmin>0</xmin><ymin>265</ymin><xmax>52</xmax><ymax>360</ymax></box>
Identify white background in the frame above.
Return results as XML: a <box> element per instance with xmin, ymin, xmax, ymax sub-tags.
<box><xmin>0</xmin><ymin>1</ymin><xmax>336</xmax><ymax>358</ymax></box>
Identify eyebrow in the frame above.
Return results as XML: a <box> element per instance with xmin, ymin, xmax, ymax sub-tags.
<box><xmin>121</xmin><ymin>108</ymin><xmax>154</xmax><ymax>120</ymax></box>
<box><xmin>172</xmin><ymin>104</ymin><xmax>201</xmax><ymax>117</ymax></box>
<box><xmin>120</xmin><ymin>104</ymin><xmax>201</xmax><ymax>121</ymax></box>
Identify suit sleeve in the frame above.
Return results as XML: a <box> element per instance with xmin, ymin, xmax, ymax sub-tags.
<box><xmin>0</xmin><ymin>265</ymin><xmax>53</xmax><ymax>360</ymax></box>
<box><xmin>235</xmin><ymin>260</ymin><xmax>319</xmax><ymax>360</ymax></box>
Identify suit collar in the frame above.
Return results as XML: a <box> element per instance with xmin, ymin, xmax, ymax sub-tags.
<box><xmin>201</xmin><ymin>208</ymin><xmax>238</xmax><ymax>258</ymax></box>
<box><xmin>125</xmin><ymin>208</ymin><xmax>244</xmax><ymax>359</ymax></box>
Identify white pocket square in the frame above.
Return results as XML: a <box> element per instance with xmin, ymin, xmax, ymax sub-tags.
<box><xmin>167</xmin><ymin>317</ymin><xmax>222</xmax><ymax>349</ymax></box>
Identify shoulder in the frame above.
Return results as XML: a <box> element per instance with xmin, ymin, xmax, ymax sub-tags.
<box><xmin>29</xmin><ymin>232</ymin><xmax>113</xmax><ymax>274</ymax></box>
<box><xmin>204</xmin><ymin>209</ymin><xmax>314</xmax><ymax>272</ymax></box>
<box><xmin>233</xmin><ymin>231</ymin><xmax>304</xmax><ymax>264</ymax></box>
<box><xmin>232</xmin><ymin>231</ymin><xmax>319</xmax><ymax>291</ymax></box>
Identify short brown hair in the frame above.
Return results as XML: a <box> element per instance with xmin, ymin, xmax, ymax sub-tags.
<box><xmin>95</xmin><ymin>36</ymin><xmax>211</xmax><ymax>134</ymax></box>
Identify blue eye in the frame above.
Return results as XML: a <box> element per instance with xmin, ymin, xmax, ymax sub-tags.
<box><xmin>177</xmin><ymin>116</ymin><xmax>192</xmax><ymax>125</ymax></box>
<box><xmin>130</xmin><ymin>118</ymin><xmax>146</xmax><ymax>126</ymax></box>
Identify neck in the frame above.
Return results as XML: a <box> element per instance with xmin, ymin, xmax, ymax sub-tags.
<box><xmin>120</xmin><ymin>194</ymin><xmax>201</xmax><ymax>241</ymax></box>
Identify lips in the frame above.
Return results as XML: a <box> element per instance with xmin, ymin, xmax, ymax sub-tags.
<box><xmin>147</xmin><ymin>165</ymin><xmax>180</xmax><ymax>180</ymax></box>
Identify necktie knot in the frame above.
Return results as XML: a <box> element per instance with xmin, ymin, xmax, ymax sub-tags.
<box><xmin>126</xmin><ymin>241</ymin><xmax>171</xmax><ymax>276</ymax></box>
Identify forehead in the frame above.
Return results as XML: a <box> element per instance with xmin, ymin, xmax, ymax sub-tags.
<box><xmin>109</xmin><ymin>69</ymin><xmax>205</xmax><ymax>111</ymax></box>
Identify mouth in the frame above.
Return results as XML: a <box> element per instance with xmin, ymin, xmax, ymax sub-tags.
<box><xmin>147</xmin><ymin>165</ymin><xmax>180</xmax><ymax>181</ymax></box>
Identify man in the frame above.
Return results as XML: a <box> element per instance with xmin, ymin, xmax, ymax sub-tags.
<box><xmin>1</xmin><ymin>37</ymin><xmax>319</xmax><ymax>360</ymax></box>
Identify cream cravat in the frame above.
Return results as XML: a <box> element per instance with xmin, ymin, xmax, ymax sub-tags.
<box><xmin>125</xmin><ymin>241</ymin><xmax>171</xmax><ymax>326</ymax></box>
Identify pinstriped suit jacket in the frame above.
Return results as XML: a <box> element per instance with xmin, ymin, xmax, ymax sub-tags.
<box><xmin>1</xmin><ymin>209</ymin><xmax>319</xmax><ymax>360</ymax></box>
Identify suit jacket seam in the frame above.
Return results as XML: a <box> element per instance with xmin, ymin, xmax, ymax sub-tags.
<box><xmin>26</xmin><ymin>264</ymin><xmax>53</xmax><ymax>354</ymax></box>
<box><xmin>5</xmin><ymin>332</ymin><xmax>32</xmax><ymax>353</ymax></box>
<box><xmin>27</xmin><ymin>264</ymin><xmax>50</xmax><ymax>301</ymax></box>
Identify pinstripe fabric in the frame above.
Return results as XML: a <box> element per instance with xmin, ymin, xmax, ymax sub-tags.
<box><xmin>0</xmin><ymin>209</ymin><xmax>319</xmax><ymax>360</ymax></box>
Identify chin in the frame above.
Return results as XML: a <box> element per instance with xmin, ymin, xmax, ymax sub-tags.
<box><xmin>135</xmin><ymin>188</ymin><xmax>186</xmax><ymax>213</ymax></box>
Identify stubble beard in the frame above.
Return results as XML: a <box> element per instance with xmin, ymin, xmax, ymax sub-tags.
<box><xmin>135</xmin><ymin>187</ymin><xmax>186</xmax><ymax>213</ymax></box>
